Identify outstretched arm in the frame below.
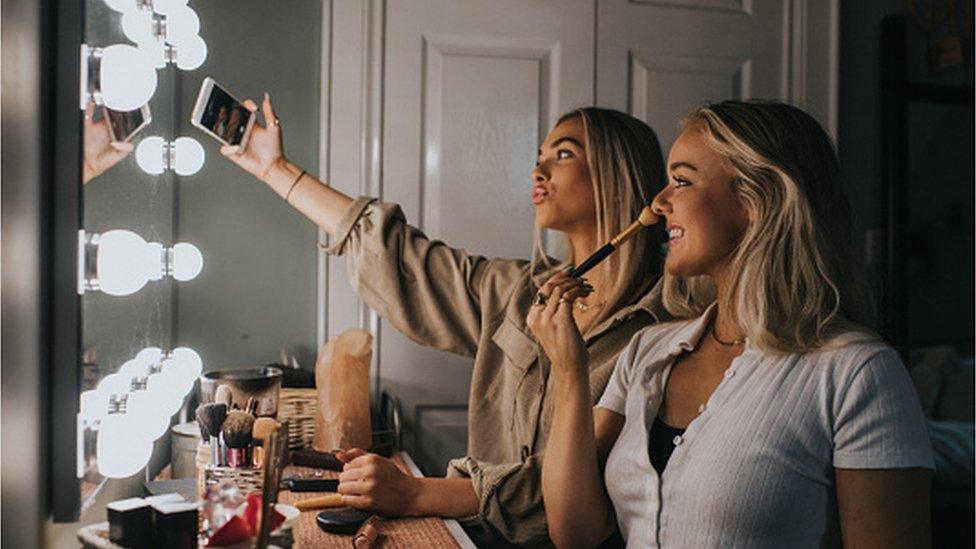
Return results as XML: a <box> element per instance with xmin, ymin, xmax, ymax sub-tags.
<box><xmin>220</xmin><ymin>93</ymin><xmax>352</xmax><ymax>235</ymax></box>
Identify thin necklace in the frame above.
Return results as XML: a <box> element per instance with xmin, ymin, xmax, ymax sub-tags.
<box><xmin>710</xmin><ymin>325</ymin><xmax>746</xmax><ymax>346</ymax></box>
<box><xmin>575</xmin><ymin>300</ymin><xmax>605</xmax><ymax>312</ymax></box>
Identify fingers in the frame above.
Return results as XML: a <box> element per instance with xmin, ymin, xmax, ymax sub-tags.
<box><xmin>340</xmin><ymin>495</ymin><xmax>372</xmax><ymax>509</ymax></box>
<box><xmin>220</xmin><ymin>144</ymin><xmax>242</xmax><ymax>156</ymax></box>
<box><xmin>84</xmin><ymin>102</ymin><xmax>95</xmax><ymax>125</ymax></box>
<box><xmin>242</xmin><ymin>99</ymin><xmax>258</xmax><ymax>113</ymax></box>
<box><xmin>336</xmin><ymin>448</ymin><xmax>368</xmax><ymax>463</ymax></box>
<box><xmin>110</xmin><ymin>141</ymin><xmax>134</xmax><ymax>153</ymax></box>
<box><xmin>262</xmin><ymin>92</ymin><xmax>278</xmax><ymax>128</ymax></box>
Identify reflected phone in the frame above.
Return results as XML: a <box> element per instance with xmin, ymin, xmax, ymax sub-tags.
<box><xmin>190</xmin><ymin>77</ymin><xmax>256</xmax><ymax>148</ymax></box>
<box><xmin>104</xmin><ymin>104</ymin><xmax>151</xmax><ymax>144</ymax></box>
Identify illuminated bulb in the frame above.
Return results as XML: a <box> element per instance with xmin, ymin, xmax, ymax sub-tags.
<box><xmin>135</xmin><ymin>136</ymin><xmax>166</xmax><ymax>175</ymax></box>
<box><xmin>147</xmin><ymin>370</ymin><xmax>186</xmax><ymax>416</ymax></box>
<box><xmin>121</xmin><ymin>9</ymin><xmax>154</xmax><ymax>44</ymax></box>
<box><xmin>163</xmin><ymin>347</ymin><xmax>203</xmax><ymax>394</ymax></box>
<box><xmin>164</xmin><ymin>7</ymin><xmax>200</xmax><ymax>45</ymax></box>
<box><xmin>135</xmin><ymin>346</ymin><xmax>164</xmax><ymax>370</ymax></box>
<box><xmin>136</xmin><ymin>136</ymin><xmax>205</xmax><ymax>176</ymax></box>
<box><xmin>95</xmin><ymin>230</ymin><xmax>164</xmax><ymax>296</ymax></box>
<box><xmin>153</xmin><ymin>0</ymin><xmax>188</xmax><ymax>15</ymax></box>
<box><xmin>80</xmin><ymin>390</ymin><xmax>109</xmax><ymax>423</ymax></box>
<box><xmin>118</xmin><ymin>358</ymin><xmax>150</xmax><ymax>382</ymax></box>
<box><xmin>126</xmin><ymin>390</ymin><xmax>172</xmax><ymax>440</ymax></box>
<box><xmin>173</xmin><ymin>137</ymin><xmax>205</xmax><ymax>175</ymax></box>
<box><xmin>103</xmin><ymin>0</ymin><xmax>138</xmax><ymax>12</ymax></box>
<box><xmin>174</xmin><ymin>35</ymin><xmax>207</xmax><ymax>71</ymax></box>
<box><xmin>97</xmin><ymin>414</ymin><xmax>153</xmax><ymax>478</ymax></box>
<box><xmin>97</xmin><ymin>44</ymin><xmax>158</xmax><ymax>112</ymax></box>
<box><xmin>97</xmin><ymin>372</ymin><xmax>133</xmax><ymax>397</ymax></box>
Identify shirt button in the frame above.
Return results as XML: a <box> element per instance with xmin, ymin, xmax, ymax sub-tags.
<box><xmin>672</xmin><ymin>435</ymin><xmax>683</xmax><ymax>446</ymax></box>
<box><xmin>724</xmin><ymin>369</ymin><xmax>735</xmax><ymax>379</ymax></box>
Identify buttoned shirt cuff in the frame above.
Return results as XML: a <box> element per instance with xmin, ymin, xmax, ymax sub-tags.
<box><xmin>319</xmin><ymin>196</ymin><xmax>378</xmax><ymax>255</ymax></box>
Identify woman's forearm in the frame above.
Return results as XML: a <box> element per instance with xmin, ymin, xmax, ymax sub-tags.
<box><xmin>263</xmin><ymin>158</ymin><xmax>353</xmax><ymax>235</ymax></box>
<box><xmin>542</xmin><ymin>367</ymin><xmax>615</xmax><ymax>548</ymax></box>
<box><xmin>411</xmin><ymin>477</ymin><xmax>480</xmax><ymax>518</ymax></box>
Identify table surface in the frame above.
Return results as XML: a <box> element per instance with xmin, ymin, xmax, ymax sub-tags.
<box><xmin>278</xmin><ymin>452</ymin><xmax>475</xmax><ymax>548</ymax></box>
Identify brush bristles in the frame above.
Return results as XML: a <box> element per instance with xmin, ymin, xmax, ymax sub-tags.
<box><xmin>222</xmin><ymin>410</ymin><xmax>255</xmax><ymax>449</ymax></box>
<box><xmin>196</xmin><ymin>403</ymin><xmax>228</xmax><ymax>442</ymax></box>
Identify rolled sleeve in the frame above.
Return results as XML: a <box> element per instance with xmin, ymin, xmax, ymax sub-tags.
<box><xmin>320</xmin><ymin>197</ymin><xmax>494</xmax><ymax>357</ymax></box>
<box><xmin>447</xmin><ymin>455</ymin><xmax>551</xmax><ymax>547</ymax></box>
<box><xmin>596</xmin><ymin>330</ymin><xmax>643</xmax><ymax>414</ymax></box>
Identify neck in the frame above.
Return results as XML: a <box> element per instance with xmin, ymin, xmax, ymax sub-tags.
<box><xmin>567</xmin><ymin>228</ymin><xmax>607</xmax><ymax>305</ymax></box>
<box><xmin>710</xmin><ymin>269</ymin><xmax>745</xmax><ymax>344</ymax></box>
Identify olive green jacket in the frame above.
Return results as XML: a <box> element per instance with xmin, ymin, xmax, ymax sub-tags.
<box><xmin>324</xmin><ymin>197</ymin><xmax>665</xmax><ymax>547</ymax></box>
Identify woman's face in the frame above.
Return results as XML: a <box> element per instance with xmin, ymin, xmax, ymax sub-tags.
<box><xmin>531</xmin><ymin>117</ymin><xmax>596</xmax><ymax>234</ymax></box>
<box><xmin>652</xmin><ymin>127</ymin><xmax>750</xmax><ymax>281</ymax></box>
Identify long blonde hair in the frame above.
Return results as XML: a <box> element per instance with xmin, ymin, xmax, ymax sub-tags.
<box><xmin>531</xmin><ymin>108</ymin><xmax>667</xmax><ymax>323</ymax></box>
<box><xmin>663</xmin><ymin>100</ymin><xmax>876</xmax><ymax>352</ymax></box>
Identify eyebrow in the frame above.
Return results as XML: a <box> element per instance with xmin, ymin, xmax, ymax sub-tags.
<box><xmin>537</xmin><ymin>136</ymin><xmax>585</xmax><ymax>156</ymax></box>
<box><xmin>669</xmin><ymin>161</ymin><xmax>698</xmax><ymax>172</ymax></box>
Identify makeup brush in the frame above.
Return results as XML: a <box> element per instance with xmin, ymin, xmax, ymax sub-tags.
<box><xmin>215</xmin><ymin>384</ymin><xmax>233</xmax><ymax>408</ymax></box>
<box><xmin>567</xmin><ymin>205</ymin><xmax>658</xmax><ymax>278</ymax></box>
<box><xmin>221</xmin><ymin>410</ymin><xmax>255</xmax><ymax>468</ymax></box>
<box><xmin>251</xmin><ymin>417</ymin><xmax>280</xmax><ymax>468</ymax></box>
<box><xmin>196</xmin><ymin>403</ymin><xmax>228</xmax><ymax>466</ymax></box>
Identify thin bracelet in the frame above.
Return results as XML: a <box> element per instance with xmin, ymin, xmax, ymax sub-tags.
<box><xmin>284</xmin><ymin>169</ymin><xmax>307</xmax><ymax>203</ymax></box>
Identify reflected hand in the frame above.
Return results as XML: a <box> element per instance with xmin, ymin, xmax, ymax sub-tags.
<box><xmin>336</xmin><ymin>449</ymin><xmax>422</xmax><ymax>517</ymax></box>
<box><xmin>82</xmin><ymin>102</ymin><xmax>133</xmax><ymax>184</ymax></box>
<box><xmin>525</xmin><ymin>272</ymin><xmax>591</xmax><ymax>374</ymax></box>
<box><xmin>220</xmin><ymin>93</ymin><xmax>284</xmax><ymax>182</ymax></box>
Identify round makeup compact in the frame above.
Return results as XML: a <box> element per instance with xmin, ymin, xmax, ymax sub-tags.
<box><xmin>316</xmin><ymin>508</ymin><xmax>372</xmax><ymax>535</ymax></box>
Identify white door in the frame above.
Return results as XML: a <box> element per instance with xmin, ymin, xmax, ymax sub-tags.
<box><xmin>597</xmin><ymin>0</ymin><xmax>838</xmax><ymax>149</ymax></box>
<box><xmin>325</xmin><ymin>0</ymin><xmax>594</xmax><ymax>472</ymax></box>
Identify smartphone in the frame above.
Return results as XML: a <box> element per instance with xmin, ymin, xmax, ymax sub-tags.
<box><xmin>190</xmin><ymin>77</ymin><xmax>256</xmax><ymax>148</ymax></box>
<box><xmin>104</xmin><ymin>104</ymin><xmax>152</xmax><ymax>144</ymax></box>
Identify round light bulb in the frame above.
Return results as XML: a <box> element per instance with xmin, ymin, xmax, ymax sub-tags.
<box><xmin>173</xmin><ymin>137</ymin><xmax>204</xmax><ymax>175</ymax></box>
<box><xmin>166</xmin><ymin>347</ymin><xmax>203</xmax><ymax>394</ymax></box>
<box><xmin>139</xmin><ymin>40</ymin><xmax>168</xmax><ymax>69</ymax></box>
<box><xmin>164</xmin><ymin>7</ymin><xmax>200</xmax><ymax>45</ymax></box>
<box><xmin>146</xmin><ymin>371</ymin><xmax>186</xmax><ymax>416</ymax></box>
<box><xmin>135</xmin><ymin>346</ymin><xmax>164</xmax><ymax>371</ymax></box>
<box><xmin>98</xmin><ymin>44</ymin><xmax>158</xmax><ymax>112</ymax></box>
<box><xmin>96</xmin><ymin>229</ymin><xmax>162</xmax><ymax>296</ymax></box>
<box><xmin>153</xmin><ymin>0</ymin><xmax>188</xmax><ymax>15</ymax></box>
<box><xmin>97</xmin><ymin>414</ymin><xmax>153</xmax><ymax>478</ymax></box>
<box><xmin>126</xmin><ymin>390</ymin><xmax>171</xmax><ymax>441</ymax></box>
<box><xmin>171</xmin><ymin>243</ymin><xmax>203</xmax><ymax>281</ymax></box>
<box><xmin>175</xmin><ymin>35</ymin><xmax>207</xmax><ymax>71</ymax></box>
<box><xmin>103</xmin><ymin>0</ymin><xmax>137</xmax><ymax>13</ymax></box>
<box><xmin>118</xmin><ymin>358</ymin><xmax>150</xmax><ymax>381</ymax></box>
<box><xmin>121</xmin><ymin>9</ymin><xmax>153</xmax><ymax>44</ymax></box>
<box><xmin>80</xmin><ymin>390</ymin><xmax>109</xmax><ymax>423</ymax></box>
<box><xmin>135</xmin><ymin>136</ymin><xmax>166</xmax><ymax>175</ymax></box>
<box><xmin>96</xmin><ymin>372</ymin><xmax>132</xmax><ymax>397</ymax></box>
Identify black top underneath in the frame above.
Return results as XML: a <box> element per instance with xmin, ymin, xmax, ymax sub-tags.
<box><xmin>649</xmin><ymin>415</ymin><xmax>686</xmax><ymax>476</ymax></box>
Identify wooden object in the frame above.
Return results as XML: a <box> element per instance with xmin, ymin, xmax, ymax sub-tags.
<box><xmin>314</xmin><ymin>329</ymin><xmax>373</xmax><ymax>451</ymax></box>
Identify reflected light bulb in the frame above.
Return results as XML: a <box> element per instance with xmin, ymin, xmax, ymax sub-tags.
<box><xmin>171</xmin><ymin>243</ymin><xmax>203</xmax><ymax>281</ymax></box>
<box><xmin>97</xmin><ymin>414</ymin><xmax>153</xmax><ymax>478</ymax></box>
<box><xmin>175</xmin><ymin>35</ymin><xmax>207</xmax><ymax>71</ymax></box>
<box><xmin>121</xmin><ymin>9</ymin><xmax>153</xmax><ymax>44</ymax></box>
<box><xmin>99</xmin><ymin>44</ymin><xmax>158</xmax><ymax>112</ymax></box>
<box><xmin>165</xmin><ymin>347</ymin><xmax>203</xmax><ymax>394</ymax></box>
<box><xmin>96</xmin><ymin>229</ymin><xmax>163</xmax><ymax>296</ymax></box>
<box><xmin>153</xmin><ymin>0</ymin><xmax>188</xmax><ymax>15</ymax></box>
<box><xmin>118</xmin><ymin>358</ymin><xmax>150</xmax><ymax>382</ymax></box>
<box><xmin>135</xmin><ymin>346</ymin><xmax>164</xmax><ymax>371</ymax></box>
<box><xmin>97</xmin><ymin>372</ymin><xmax>132</xmax><ymax>397</ymax></box>
<box><xmin>80</xmin><ymin>390</ymin><xmax>108</xmax><ymax>423</ymax></box>
<box><xmin>103</xmin><ymin>0</ymin><xmax>137</xmax><ymax>13</ymax></box>
<box><xmin>126</xmin><ymin>390</ymin><xmax>171</xmax><ymax>441</ymax></box>
<box><xmin>173</xmin><ymin>137</ymin><xmax>204</xmax><ymax>175</ymax></box>
<box><xmin>147</xmin><ymin>371</ymin><xmax>186</xmax><ymax>416</ymax></box>
<box><xmin>164</xmin><ymin>7</ymin><xmax>200</xmax><ymax>45</ymax></box>
<box><xmin>136</xmin><ymin>136</ymin><xmax>166</xmax><ymax>175</ymax></box>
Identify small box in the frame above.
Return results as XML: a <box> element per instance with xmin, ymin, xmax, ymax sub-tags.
<box><xmin>151</xmin><ymin>501</ymin><xmax>199</xmax><ymax>549</ymax></box>
<box><xmin>144</xmin><ymin>493</ymin><xmax>185</xmax><ymax>506</ymax></box>
<box><xmin>106</xmin><ymin>497</ymin><xmax>153</xmax><ymax>549</ymax></box>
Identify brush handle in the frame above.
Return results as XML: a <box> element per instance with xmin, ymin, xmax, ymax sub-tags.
<box><xmin>567</xmin><ymin>243</ymin><xmax>615</xmax><ymax>278</ymax></box>
<box><xmin>226</xmin><ymin>447</ymin><xmax>248</xmax><ymax>468</ymax></box>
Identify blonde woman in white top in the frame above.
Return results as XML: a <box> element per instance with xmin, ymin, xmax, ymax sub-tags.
<box><xmin>528</xmin><ymin>100</ymin><xmax>933</xmax><ymax>547</ymax></box>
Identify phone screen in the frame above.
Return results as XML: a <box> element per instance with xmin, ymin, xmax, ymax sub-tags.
<box><xmin>199</xmin><ymin>84</ymin><xmax>252</xmax><ymax>146</ymax></box>
<box><xmin>106</xmin><ymin>107</ymin><xmax>148</xmax><ymax>143</ymax></box>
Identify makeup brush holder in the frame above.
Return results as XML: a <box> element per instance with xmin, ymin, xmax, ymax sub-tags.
<box><xmin>195</xmin><ymin>443</ymin><xmax>264</xmax><ymax>498</ymax></box>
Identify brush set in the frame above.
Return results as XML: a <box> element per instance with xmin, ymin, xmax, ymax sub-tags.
<box><xmin>195</xmin><ymin>383</ymin><xmax>282</xmax><ymax>470</ymax></box>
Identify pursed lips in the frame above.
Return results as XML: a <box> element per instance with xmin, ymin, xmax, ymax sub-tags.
<box><xmin>532</xmin><ymin>187</ymin><xmax>549</xmax><ymax>205</ymax></box>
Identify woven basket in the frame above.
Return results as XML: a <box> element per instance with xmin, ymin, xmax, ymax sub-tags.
<box><xmin>195</xmin><ymin>442</ymin><xmax>264</xmax><ymax>497</ymax></box>
<box><xmin>278</xmin><ymin>388</ymin><xmax>317</xmax><ymax>451</ymax></box>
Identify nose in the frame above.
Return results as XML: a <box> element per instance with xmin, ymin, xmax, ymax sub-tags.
<box><xmin>532</xmin><ymin>160</ymin><xmax>549</xmax><ymax>185</ymax></box>
<box><xmin>651</xmin><ymin>186</ymin><xmax>671</xmax><ymax>217</ymax></box>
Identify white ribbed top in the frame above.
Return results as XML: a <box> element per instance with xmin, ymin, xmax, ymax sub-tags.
<box><xmin>598</xmin><ymin>304</ymin><xmax>934</xmax><ymax>548</ymax></box>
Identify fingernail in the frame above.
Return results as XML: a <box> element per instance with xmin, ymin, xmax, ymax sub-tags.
<box><xmin>264</xmin><ymin>92</ymin><xmax>270</xmax><ymax>100</ymax></box>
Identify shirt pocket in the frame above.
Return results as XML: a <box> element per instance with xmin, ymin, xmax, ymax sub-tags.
<box><xmin>490</xmin><ymin>318</ymin><xmax>540</xmax><ymax>433</ymax></box>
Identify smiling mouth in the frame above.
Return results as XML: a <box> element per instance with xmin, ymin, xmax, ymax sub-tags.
<box><xmin>667</xmin><ymin>226</ymin><xmax>685</xmax><ymax>243</ymax></box>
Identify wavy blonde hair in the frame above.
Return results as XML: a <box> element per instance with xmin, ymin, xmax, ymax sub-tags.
<box><xmin>663</xmin><ymin>100</ymin><xmax>876</xmax><ymax>352</ymax></box>
<box><xmin>531</xmin><ymin>108</ymin><xmax>667</xmax><ymax>325</ymax></box>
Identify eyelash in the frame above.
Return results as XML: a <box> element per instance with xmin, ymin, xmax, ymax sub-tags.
<box><xmin>536</xmin><ymin>149</ymin><xmax>575</xmax><ymax>166</ymax></box>
<box><xmin>671</xmin><ymin>177</ymin><xmax>690</xmax><ymax>188</ymax></box>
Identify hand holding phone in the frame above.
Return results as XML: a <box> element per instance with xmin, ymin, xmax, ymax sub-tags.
<box><xmin>211</xmin><ymin>90</ymin><xmax>286</xmax><ymax>183</ymax></box>
<box><xmin>83</xmin><ymin>101</ymin><xmax>135</xmax><ymax>184</ymax></box>
<box><xmin>191</xmin><ymin>77</ymin><xmax>257</xmax><ymax>148</ymax></box>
